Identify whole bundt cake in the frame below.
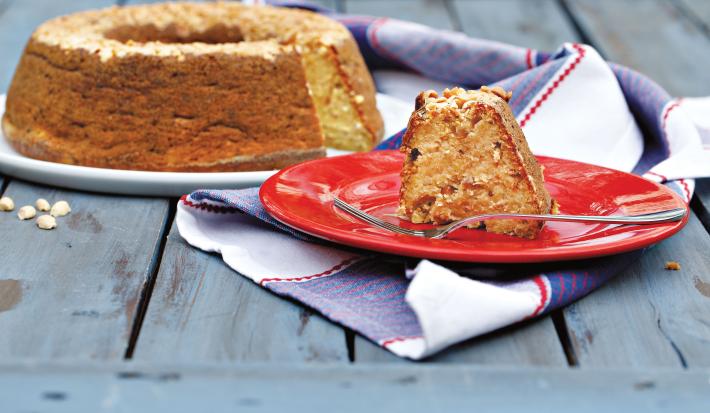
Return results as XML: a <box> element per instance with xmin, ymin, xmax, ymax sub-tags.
<box><xmin>2</xmin><ymin>2</ymin><xmax>384</xmax><ymax>172</ymax></box>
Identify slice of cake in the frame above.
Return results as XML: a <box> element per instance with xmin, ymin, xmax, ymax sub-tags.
<box><xmin>398</xmin><ymin>86</ymin><xmax>552</xmax><ymax>239</ymax></box>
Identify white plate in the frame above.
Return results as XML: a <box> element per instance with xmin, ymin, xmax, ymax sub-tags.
<box><xmin>0</xmin><ymin>93</ymin><xmax>411</xmax><ymax>196</ymax></box>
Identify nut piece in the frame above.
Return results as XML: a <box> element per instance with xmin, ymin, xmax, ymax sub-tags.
<box><xmin>664</xmin><ymin>261</ymin><xmax>681</xmax><ymax>271</ymax></box>
<box><xmin>18</xmin><ymin>205</ymin><xmax>37</xmax><ymax>220</ymax></box>
<box><xmin>36</xmin><ymin>198</ymin><xmax>50</xmax><ymax>211</ymax></box>
<box><xmin>36</xmin><ymin>215</ymin><xmax>57</xmax><ymax>230</ymax></box>
<box><xmin>0</xmin><ymin>196</ymin><xmax>14</xmax><ymax>211</ymax></box>
<box><xmin>415</xmin><ymin>90</ymin><xmax>439</xmax><ymax>110</ymax></box>
<box><xmin>480</xmin><ymin>85</ymin><xmax>513</xmax><ymax>102</ymax></box>
<box><xmin>50</xmin><ymin>200</ymin><xmax>71</xmax><ymax>217</ymax></box>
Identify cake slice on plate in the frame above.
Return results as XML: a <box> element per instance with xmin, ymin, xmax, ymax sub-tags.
<box><xmin>398</xmin><ymin>86</ymin><xmax>552</xmax><ymax>239</ymax></box>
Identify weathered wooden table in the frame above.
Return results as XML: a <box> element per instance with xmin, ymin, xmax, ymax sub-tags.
<box><xmin>1</xmin><ymin>1</ymin><xmax>709</xmax><ymax>411</ymax></box>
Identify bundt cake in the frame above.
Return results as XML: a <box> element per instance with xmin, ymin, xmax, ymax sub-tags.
<box><xmin>398</xmin><ymin>86</ymin><xmax>552</xmax><ymax>239</ymax></box>
<box><xmin>2</xmin><ymin>2</ymin><xmax>384</xmax><ymax>172</ymax></box>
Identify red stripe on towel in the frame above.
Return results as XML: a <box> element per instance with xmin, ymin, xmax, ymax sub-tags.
<box><xmin>180</xmin><ymin>195</ymin><xmax>243</xmax><ymax>214</ymax></box>
<box><xmin>644</xmin><ymin>171</ymin><xmax>668</xmax><ymax>182</ymax></box>
<box><xmin>382</xmin><ymin>336</ymin><xmax>423</xmax><ymax>347</ymax></box>
<box><xmin>259</xmin><ymin>257</ymin><xmax>361</xmax><ymax>286</ymax></box>
<box><xmin>529</xmin><ymin>275</ymin><xmax>548</xmax><ymax>317</ymax></box>
<box><xmin>525</xmin><ymin>48</ymin><xmax>534</xmax><ymax>69</ymax></box>
<box><xmin>520</xmin><ymin>44</ymin><xmax>586</xmax><ymax>128</ymax></box>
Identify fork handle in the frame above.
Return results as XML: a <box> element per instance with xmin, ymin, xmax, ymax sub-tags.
<box><xmin>457</xmin><ymin>207</ymin><xmax>687</xmax><ymax>226</ymax></box>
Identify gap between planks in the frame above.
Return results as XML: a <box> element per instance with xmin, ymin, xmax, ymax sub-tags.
<box><xmin>124</xmin><ymin>200</ymin><xmax>177</xmax><ymax>359</ymax></box>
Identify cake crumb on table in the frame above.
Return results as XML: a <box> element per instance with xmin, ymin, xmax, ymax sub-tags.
<box><xmin>664</xmin><ymin>261</ymin><xmax>681</xmax><ymax>271</ymax></box>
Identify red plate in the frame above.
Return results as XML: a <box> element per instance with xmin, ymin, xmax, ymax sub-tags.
<box><xmin>259</xmin><ymin>150</ymin><xmax>688</xmax><ymax>263</ymax></box>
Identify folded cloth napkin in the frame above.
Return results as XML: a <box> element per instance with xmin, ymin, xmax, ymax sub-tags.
<box><xmin>177</xmin><ymin>6</ymin><xmax>710</xmax><ymax>359</ymax></box>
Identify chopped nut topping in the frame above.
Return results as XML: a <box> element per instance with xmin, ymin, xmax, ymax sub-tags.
<box><xmin>37</xmin><ymin>215</ymin><xmax>57</xmax><ymax>230</ymax></box>
<box><xmin>664</xmin><ymin>261</ymin><xmax>681</xmax><ymax>271</ymax></box>
<box><xmin>481</xmin><ymin>85</ymin><xmax>513</xmax><ymax>101</ymax></box>
<box><xmin>36</xmin><ymin>198</ymin><xmax>50</xmax><ymax>211</ymax></box>
<box><xmin>18</xmin><ymin>205</ymin><xmax>37</xmax><ymax>220</ymax></box>
<box><xmin>50</xmin><ymin>200</ymin><xmax>71</xmax><ymax>217</ymax></box>
<box><xmin>0</xmin><ymin>196</ymin><xmax>14</xmax><ymax>211</ymax></box>
<box><xmin>415</xmin><ymin>90</ymin><xmax>439</xmax><ymax>110</ymax></box>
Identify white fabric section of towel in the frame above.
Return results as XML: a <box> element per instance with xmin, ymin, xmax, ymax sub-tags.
<box><xmin>405</xmin><ymin>261</ymin><xmax>540</xmax><ymax>357</ymax></box>
<box><xmin>517</xmin><ymin>45</ymin><xmax>644</xmax><ymax>172</ymax></box>
<box><xmin>681</xmin><ymin>97</ymin><xmax>710</xmax><ymax>145</ymax></box>
<box><xmin>176</xmin><ymin>204</ymin><xmax>360</xmax><ymax>283</ymax></box>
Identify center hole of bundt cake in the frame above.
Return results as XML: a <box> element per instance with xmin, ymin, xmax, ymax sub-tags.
<box><xmin>105</xmin><ymin>23</ymin><xmax>244</xmax><ymax>44</ymax></box>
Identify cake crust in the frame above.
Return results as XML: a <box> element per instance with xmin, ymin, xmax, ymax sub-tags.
<box><xmin>398</xmin><ymin>87</ymin><xmax>551</xmax><ymax>239</ymax></box>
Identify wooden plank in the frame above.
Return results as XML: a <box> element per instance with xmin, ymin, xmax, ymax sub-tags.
<box><xmin>0</xmin><ymin>0</ymin><xmax>116</xmax><ymax>93</ymax></box>
<box><xmin>356</xmin><ymin>316</ymin><xmax>568</xmax><ymax>365</ymax></box>
<box><xmin>565</xmin><ymin>0</ymin><xmax>710</xmax><ymax>96</ymax></box>
<box><xmin>451</xmin><ymin>0</ymin><xmax>580</xmax><ymax>51</ymax></box>
<box><xmin>132</xmin><ymin>221</ymin><xmax>349</xmax><ymax>363</ymax></box>
<box><xmin>1</xmin><ymin>362</ymin><xmax>710</xmax><ymax>412</ymax></box>
<box><xmin>345</xmin><ymin>0</ymin><xmax>456</xmax><ymax>30</ymax></box>
<box><xmin>561</xmin><ymin>212</ymin><xmax>710</xmax><ymax>368</ymax></box>
<box><xmin>0</xmin><ymin>180</ymin><xmax>169</xmax><ymax>361</ymax></box>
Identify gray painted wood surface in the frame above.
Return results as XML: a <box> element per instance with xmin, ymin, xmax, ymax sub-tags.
<box><xmin>132</xmin><ymin>222</ymin><xmax>349</xmax><ymax>363</ymax></box>
<box><xmin>0</xmin><ymin>0</ymin><xmax>116</xmax><ymax>93</ymax></box>
<box><xmin>562</xmin><ymin>213</ymin><xmax>710</xmax><ymax>368</ymax></box>
<box><xmin>345</xmin><ymin>0</ymin><xmax>456</xmax><ymax>30</ymax></box>
<box><xmin>0</xmin><ymin>180</ymin><xmax>169</xmax><ymax>361</ymax></box>
<box><xmin>565</xmin><ymin>0</ymin><xmax>710</xmax><ymax>96</ymax></box>
<box><xmin>678</xmin><ymin>0</ymin><xmax>710</xmax><ymax>29</ymax></box>
<box><xmin>452</xmin><ymin>0</ymin><xmax>580</xmax><ymax>51</ymax></box>
<box><xmin>0</xmin><ymin>0</ymin><xmax>706</xmax><ymax>396</ymax></box>
<box><xmin>1</xmin><ymin>363</ymin><xmax>709</xmax><ymax>413</ymax></box>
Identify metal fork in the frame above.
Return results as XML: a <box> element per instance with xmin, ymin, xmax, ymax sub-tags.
<box><xmin>333</xmin><ymin>196</ymin><xmax>686</xmax><ymax>239</ymax></box>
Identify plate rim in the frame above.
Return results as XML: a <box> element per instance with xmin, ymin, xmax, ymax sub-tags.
<box><xmin>259</xmin><ymin>150</ymin><xmax>689</xmax><ymax>263</ymax></box>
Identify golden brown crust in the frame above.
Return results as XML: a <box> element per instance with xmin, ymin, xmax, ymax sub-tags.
<box><xmin>2</xmin><ymin>2</ymin><xmax>382</xmax><ymax>171</ymax></box>
<box><xmin>398</xmin><ymin>87</ymin><xmax>551</xmax><ymax>239</ymax></box>
<box><xmin>2</xmin><ymin>115</ymin><xmax>325</xmax><ymax>172</ymax></box>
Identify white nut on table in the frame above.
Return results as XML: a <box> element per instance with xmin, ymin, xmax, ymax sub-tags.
<box><xmin>0</xmin><ymin>196</ymin><xmax>14</xmax><ymax>211</ymax></box>
<box><xmin>36</xmin><ymin>215</ymin><xmax>57</xmax><ymax>230</ymax></box>
<box><xmin>50</xmin><ymin>200</ymin><xmax>71</xmax><ymax>217</ymax></box>
<box><xmin>18</xmin><ymin>205</ymin><xmax>37</xmax><ymax>220</ymax></box>
<box><xmin>36</xmin><ymin>198</ymin><xmax>50</xmax><ymax>211</ymax></box>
